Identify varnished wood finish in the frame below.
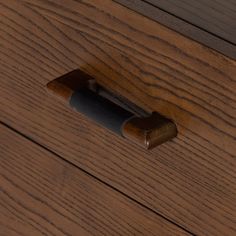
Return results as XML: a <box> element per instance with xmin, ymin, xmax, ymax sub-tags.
<box><xmin>47</xmin><ymin>69</ymin><xmax>93</xmax><ymax>101</ymax></box>
<box><xmin>122</xmin><ymin>112</ymin><xmax>177</xmax><ymax>149</ymax></box>
<box><xmin>145</xmin><ymin>0</ymin><xmax>236</xmax><ymax>44</ymax></box>
<box><xmin>115</xmin><ymin>0</ymin><xmax>236</xmax><ymax>59</ymax></box>
<box><xmin>0</xmin><ymin>124</ymin><xmax>190</xmax><ymax>236</ymax></box>
<box><xmin>1</xmin><ymin>0</ymin><xmax>236</xmax><ymax>235</ymax></box>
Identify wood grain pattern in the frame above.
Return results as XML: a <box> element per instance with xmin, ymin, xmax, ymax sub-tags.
<box><xmin>143</xmin><ymin>0</ymin><xmax>236</xmax><ymax>44</ymax></box>
<box><xmin>0</xmin><ymin>0</ymin><xmax>236</xmax><ymax>235</ymax></box>
<box><xmin>115</xmin><ymin>0</ymin><xmax>236</xmax><ymax>59</ymax></box>
<box><xmin>0</xmin><ymin>124</ymin><xmax>190</xmax><ymax>236</ymax></box>
<box><xmin>16</xmin><ymin>0</ymin><xmax>236</xmax><ymax>155</ymax></box>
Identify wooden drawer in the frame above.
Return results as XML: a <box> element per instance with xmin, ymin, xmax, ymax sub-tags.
<box><xmin>1</xmin><ymin>124</ymin><xmax>189</xmax><ymax>236</ymax></box>
<box><xmin>1</xmin><ymin>0</ymin><xmax>236</xmax><ymax>235</ymax></box>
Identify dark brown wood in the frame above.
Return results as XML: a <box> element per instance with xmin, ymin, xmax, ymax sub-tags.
<box><xmin>0</xmin><ymin>124</ymin><xmax>190</xmax><ymax>236</ymax></box>
<box><xmin>47</xmin><ymin>69</ymin><xmax>94</xmax><ymax>101</ymax></box>
<box><xmin>0</xmin><ymin>0</ymin><xmax>236</xmax><ymax>235</ymax></box>
<box><xmin>122</xmin><ymin>112</ymin><xmax>177</xmax><ymax>149</ymax></box>
<box><xmin>115</xmin><ymin>0</ymin><xmax>236</xmax><ymax>59</ymax></box>
<box><xmin>146</xmin><ymin>0</ymin><xmax>236</xmax><ymax>44</ymax></box>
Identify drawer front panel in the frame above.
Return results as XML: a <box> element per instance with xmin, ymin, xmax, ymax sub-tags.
<box><xmin>17</xmin><ymin>0</ymin><xmax>236</xmax><ymax>156</ymax></box>
<box><xmin>1</xmin><ymin>0</ymin><xmax>236</xmax><ymax>235</ymax></box>
<box><xmin>1</xmin><ymin>124</ymin><xmax>189</xmax><ymax>236</ymax></box>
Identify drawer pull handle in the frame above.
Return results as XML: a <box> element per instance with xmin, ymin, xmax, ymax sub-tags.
<box><xmin>47</xmin><ymin>70</ymin><xmax>177</xmax><ymax>149</ymax></box>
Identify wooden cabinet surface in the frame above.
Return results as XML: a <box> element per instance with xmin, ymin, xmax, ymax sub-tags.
<box><xmin>1</xmin><ymin>0</ymin><xmax>236</xmax><ymax>235</ymax></box>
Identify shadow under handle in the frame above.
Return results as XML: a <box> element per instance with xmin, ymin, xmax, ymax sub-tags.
<box><xmin>46</xmin><ymin>70</ymin><xmax>177</xmax><ymax>149</ymax></box>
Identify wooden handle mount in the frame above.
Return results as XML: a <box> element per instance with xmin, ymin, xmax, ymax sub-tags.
<box><xmin>46</xmin><ymin>70</ymin><xmax>177</xmax><ymax>149</ymax></box>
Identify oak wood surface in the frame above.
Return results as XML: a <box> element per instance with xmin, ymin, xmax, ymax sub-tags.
<box><xmin>143</xmin><ymin>0</ymin><xmax>236</xmax><ymax>44</ymax></box>
<box><xmin>0</xmin><ymin>124</ymin><xmax>190</xmax><ymax>236</ymax></box>
<box><xmin>115</xmin><ymin>0</ymin><xmax>236</xmax><ymax>59</ymax></box>
<box><xmin>0</xmin><ymin>0</ymin><xmax>236</xmax><ymax>235</ymax></box>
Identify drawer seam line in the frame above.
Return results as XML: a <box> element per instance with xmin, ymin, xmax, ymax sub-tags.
<box><xmin>0</xmin><ymin>120</ymin><xmax>196</xmax><ymax>236</ymax></box>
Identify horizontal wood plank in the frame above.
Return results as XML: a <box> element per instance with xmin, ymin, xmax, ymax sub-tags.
<box><xmin>144</xmin><ymin>0</ymin><xmax>236</xmax><ymax>44</ymax></box>
<box><xmin>1</xmin><ymin>0</ymin><xmax>236</xmax><ymax>235</ymax></box>
<box><xmin>0</xmin><ymin>124</ymin><xmax>190</xmax><ymax>236</ymax></box>
<box><xmin>115</xmin><ymin>0</ymin><xmax>236</xmax><ymax>59</ymax></box>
